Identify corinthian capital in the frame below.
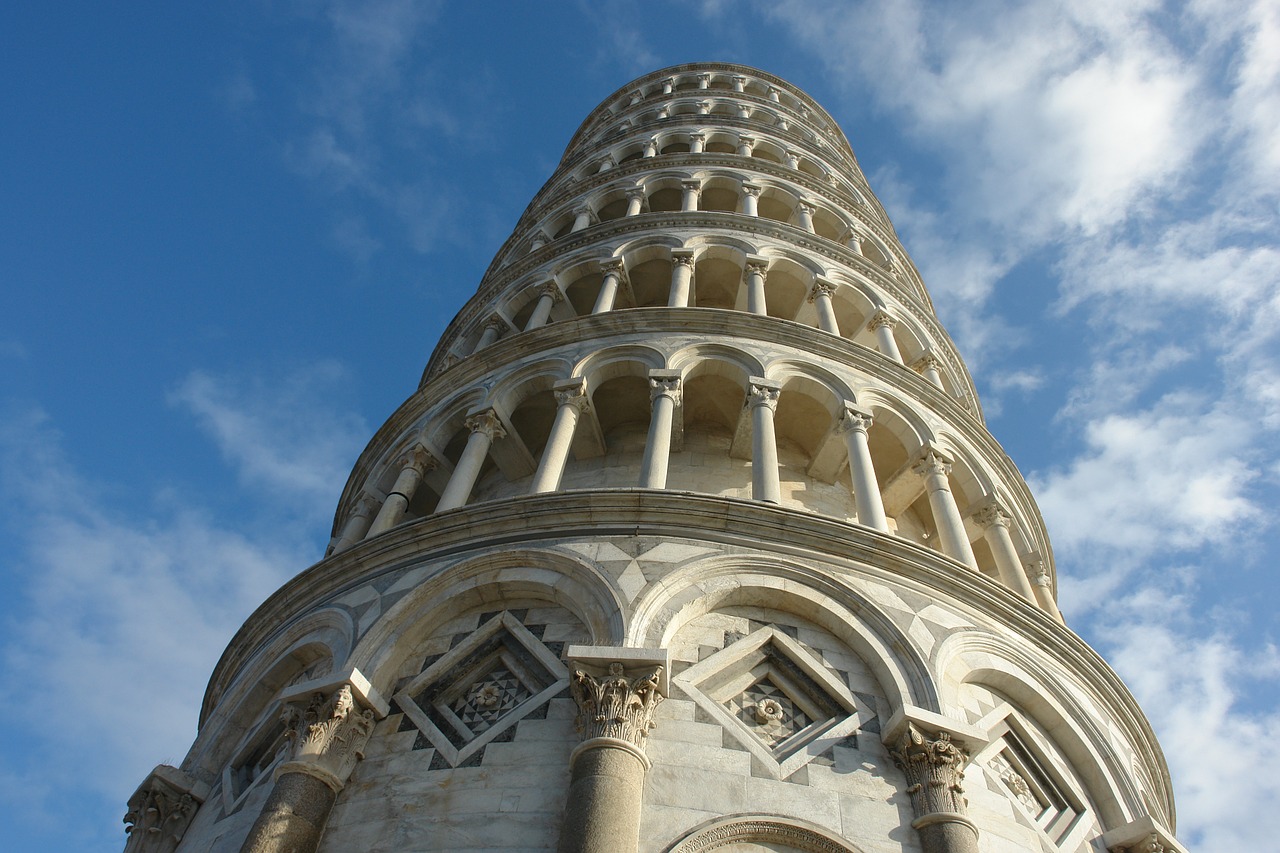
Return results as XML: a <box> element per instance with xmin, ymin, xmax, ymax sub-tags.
<box><xmin>866</xmin><ymin>309</ymin><xmax>897</xmax><ymax>331</ymax></box>
<box><xmin>123</xmin><ymin>766</ymin><xmax>206</xmax><ymax>853</ymax></box>
<box><xmin>570</xmin><ymin>662</ymin><xmax>665</xmax><ymax>749</ymax></box>
<box><xmin>747</xmin><ymin>379</ymin><xmax>781</xmax><ymax>411</ymax></box>
<box><xmin>278</xmin><ymin>684</ymin><xmax>376</xmax><ymax>793</ymax></box>
<box><xmin>465</xmin><ymin>408</ymin><xmax>507</xmax><ymax>441</ymax></box>
<box><xmin>888</xmin><ymin>722</ymin><xmax>971</xmax><ymax>819</ymax></box>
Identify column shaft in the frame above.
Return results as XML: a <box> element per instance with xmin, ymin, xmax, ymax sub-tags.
<box><xmin>239</xmin><ymin>772</ymin><xmax>335</xmax><ymax>853</ymax></box>
<box><xmin>748</xmin><ymin>380</ymin><xmax>782</xmax><ymax>503</ymax></box>
<box><xmin>331</xmin><ymin>495</ymin><xmax>377</xmax><ymax>553</ymax></box>
<box><xmin>436</xmin><ymin>412</ymin><xmax>504</xmax><ymax>512</ymax></box>
<box><xmin>745</xmin><ymin>261</ymin><xmax>768</xmax><ymax>316</ymax></box>
<box><xmin>640</xmin><ymin>377</ymin><xmax>679</xmax><ymax>489</ymax></box>
<box><xmin>840</xmin><ymin>409</ymin><xmax>888</xmax><ymax>531</ymax></box>
<box><xmin>869</xmin><ymin>311</ymin><xmax>904</xmax><ymax>363</ymax></box>
<box><xmin>810</xmin><ymin>282</ymin><xmax>840</xmax><ymax>334</ymax></box>
<box><xmin>668</xmin><ymin>253</ymin><xmax>694</xmax><ymax>307</ymax></box>
<box><xmin>531</xmin><ymin>382</ymin><xmax>586</xmax><ymax>494</ymax></box>
<box><xmin>977</xmin><ymin>506</ymin><xmax>1039</xmax><ymax>604</ymax></box>
<box><xmin>525</xmin><ymin>285</ymin><xmax>558</xmax><ymax>330</ymax></box>
<box><xmin>592</xmin><ymin>262</ymin><xmax>624</xmax><ymax>314</ymax></box>
<box><xmin>915</xmin><ymin>451</ymin><xmax>978</xmax><ymax>568</ymax></box>
<box><xmin>366</xmin><ymin>450</ymin><xmax>432</xmax><ymax>538</ymax></box>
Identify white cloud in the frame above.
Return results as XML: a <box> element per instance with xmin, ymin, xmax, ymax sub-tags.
<box><xmin>0</xmin><ymin>366</ymin><xmax>367</xmax><ymax>845</ymax></box>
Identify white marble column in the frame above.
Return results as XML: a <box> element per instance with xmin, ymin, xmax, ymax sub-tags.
<box><xmin>525</xmin><ymin>282</ymin><xmax>561</xmax><ymax>331</ymax></box>
<box><xmin>640</xmin><ymin>371</ymin><xmax>681</xmax><ymax>489</ymax></box>
<box><xmin>473</xmin><ymin>315</ymin><xmax>506</xmax><ymax>353</ymax></box>
<box><xmin>661</xmin><ymin>77</ymin><xmax>674</xmax><ymax>95</ymax></box>
<box><xmin>796</xmin><ymin>200</ymin><xmax>816</xmax><ymax>232</ymax></box>
<box><xmin>767</xmin><ymin>85</ymin><xmax>781</xmax><ymax>103</ymax></box>
<box><xmin>331</xmin><ymin>493</ymin><xmax>379</xmax><ymax>554</ymax></box>
<box><xmin>912</xmin><ymin>447</ymin><xmax>978</xmax><ymax>569</ymax></box>
<box><xmin>808</xmin><ymin>279</ymin><xmax>840</xmax><ymax>334</ymax></box>
<box><xmin>592</xmin><ymin>260</ymin><xmax>625</xmax><ymax>314</ymax></box>
<box><xmin>624</xmin><ymin>187</ymin><xmax>645</xmax><ymax>216</ymax></box>
<box><xmin>689</xmin><ymin>132</ymin><xmax>705</xmax><ymax>153</ymax></box>
<box><xmin>784</xmin><ymin>149</ymin><xmax>801</xmax><ymax>169</ymax></box>
<box><xmin>668</xmin><ymin>250</ymin><xmax>695</xmax><ymax>307</ymax></box>
<box><xmin>971</xmin><ymin>500</ymin><xmax>1038</xmax><ymax>604</ymax></box>
<box><xmin>697</xmin><ymin>72</ymin><xmax>711</xmax><ymax>89</ymax></box>
<box><xmin>531</xmin><ymin>379</ymin><xmax>588</xmax><ymax>494</ymax></box>
<box><xmin>597</xmin><ymin>154</ymin><xmax>614</xmax><ymax>173</ymax></box>
<box><xmin>1024</xmin><ymin>557</ymin><xmax>1065</xmax><ymax>623</ymax></box>
<box><xmin>571</xmin><ymin>205</ymin><xmax>593</xmax><ymax>233</ymax></box>
<box><xmin>747</xmin><ymin>378</ymin><xmax>782</xmax><ymax>504</ymax></box>
<box><xmin>736</xmin><ymin>134</ymin><xmax>754</xmax><ymax>156</ymax></box>
<box><xmin>838</xmin><ymin>405</ymin><xmax>889</xmax><ymax>531</ymax></box>
<box><xmin>867</xmin><ymin>310</ymin><xmax>904</xmax><ymax>363</ymax></box>
<box><xmin>889</xmin><ymin>723</ymin><xmax>980</xmax><ymax>853</ymax></box>
<box><xmin>680</xmin><ymin>179</ymin><xmax>701</xmax><ymax>212</ymax></box>
<box><xmin>643</xmin><ymin>137</ymin><xmax>657</xmax><ymax>158</ymax></box>
<box><xmin>732</xmin><ymin>74</ymin><xmax>747</xmax><ymax>92</ymax></box>
<box><xmin>847</xmin><ymin>230</ymin><xmax>864</xmax><ymax>255</ymax></box>
<box><xmin>740</xmin><ymin>182</ymin><xmax>761</xmax><ymax>216</ymax></box>
<box><xmin>436</xmin><ymin>409</ymin><xmax>505</xmax><ymax>512</ymax></box>
<box><xmin>530</xmin><ymin>232</ymin><xmax>547</xmax><ymax>252</ymax></box>
<box><xmin>913</xmin><ymin>352</ymin><xmax>945</xmax><ymax>390</ymax></box>
<box><xmin>629</xmin><ymin>89</ymin><xmax>643</xmax><ymax>105</ymax></box>
<box><xmin>697</xmin><ymin>100</ymin><xmax>711</xmax><ymax>115</ymax></box>
<box><xmin>745</xmin><ymin>257</ymin><xmax>768</xmax><ymax>316</ymax></box>
<box><xmin>365</xmin><ymin>446</ymin><xmax>436</xmax><ymax>538</ymax></box>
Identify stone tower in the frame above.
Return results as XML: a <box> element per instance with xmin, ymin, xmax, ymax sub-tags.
<box><xmin>124</xmin><ymin>63</ymin><xmax>1185</xmax><ymax>853</ymax></box>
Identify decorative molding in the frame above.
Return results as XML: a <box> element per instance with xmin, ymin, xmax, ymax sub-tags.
<box><xmin>667</xmin><ymin>815</ymin><xmax>858</xmax><ymax>853</ymax></box>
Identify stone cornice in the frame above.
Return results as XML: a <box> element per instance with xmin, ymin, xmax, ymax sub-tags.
<box><xmin>435</xmin><ymin>213</ymin><xmax>951</xmax><ymax>386</ymax></box>
<box><xmin>203</xmin><ymin>488</ymin><xmax>1168</xmax><ymax>819</ymax></box>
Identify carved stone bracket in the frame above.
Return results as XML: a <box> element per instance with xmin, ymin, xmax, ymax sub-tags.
<box><xmin>123</xmin><ymin>765</ymin><xmax>208</xmax><ymax>853</ymax></box>
<box><xmin>1102</xmin><ymin>816</ymin><xmax>1188</xmax><ymax>853</ymax></box>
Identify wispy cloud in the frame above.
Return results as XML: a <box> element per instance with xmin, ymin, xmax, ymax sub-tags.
<box><xmin>0</xmin><ymin>366</ymin><xmax>367</xmax><ymax>849</ymax></box>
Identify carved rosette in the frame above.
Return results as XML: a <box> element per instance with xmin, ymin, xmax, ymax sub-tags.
<box><xmin>123</xmin><ymin>771</ymin><xmax>201</xmax><ymax>853</ymax></box>
<box><xmin>277</xmin><ymin>684</ymin><xmax>376</xmax><ymax>793</ymax></box>
<box><xmin>570</xmin><ymin>662</ymin><xmax>664</xmax><ymax>750</ymax></box>
<box><xmin>888</xmin><ymin>723</ymin><xmax>971</xmax><ymax>819</ymax></box>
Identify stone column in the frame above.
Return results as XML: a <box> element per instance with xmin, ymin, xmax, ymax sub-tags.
<box><xmin>767</xmin><ymin>85</ymin><xmax>781</xmax><ymax>103</ymax></box>
<box><xmin>732</xmin><ymin>74</ymin><xmax>747</xmax><ymax>92</ymax></box>
<box><xmin>697</xmin><ymin>100</ymin><xmax>711</xmax><ymax>116</ymax></box>
<box><xmin>531</xmin><ymin>379</ymin><xmax>588</xmax><ymax>494</ymax></box>
<box><xmin>640</xmin><ymin>371</ymin><xmax>681</xmax><ymax>489</ymax></box>
<box><xmin>624</xmin><ymin>187</ymin><xmax>646</xmax><ymax>217</ymax></box>
<box><xmin>240</xmin><ymin>685</ymin><xmax>376</xmax><ymax>853</ymax></box>
<box><xmin>658</xmin><ymin>104</ymin><xmax>671</xmax><ymax>119</ymax></box>
<box><xmin>123</xmin><ymin>766</ymin><xmax>206</xmax><ymax>853</ymax></box>
<box><xmin>331</xmin><ymin>493</ymin><xmax>379</xmax><ymax>554</ymax></box>
<box><xmin>668</xmin><ymin>250</ymin><xmax>695</xmax><ymax>307</ymax></box>
<box><xmin>740</xmin><ymin>182</ymin><xmax>761</xmax><ymax>216</ymax></box>
<box><xmin>530</xmin><ymin>233</ymin><xmax>548</xmax><ymax>252</ymax></box>
<box><xmin>365</xmin><ymin>445</ymin><xmax>435</xmax><ymax>538</ymax></box>
<box><xmin>796</xmin><ymin>200</ymin><xmax>816</xmax><ymax>232</ymax></box>
<box><xmin>680</xmin><ymin>179</ymin><xmax>701</xmax><ymax>212</ymax></box>
<box><xmin>473</xmin><ymin>315</ymin><xmax>506</xmax><ymax>353</ymax></box>
<box><xmin>1024</xmin><ymin>557</ymin><xmax>1065</xmax><ymax>623</ymax></box>
<box><xmin>643</xmin><ymin>137</ymin><xmax>657</xmax><ymax>158</ymax></box>
<box><xmin>525</xmin><ymin>282</ymin><xmax>562</xmax><ymax>331</ymax></box>
<box><xmin>847</xmin><ymin>230</ymin><xmax>864</xmax><ymax>255</ymax></box>
<box><xmin>559</xmin><ymin>657</ymin><xmax>666</xmax><ymax>853</ymax></box>
<box><xmin>867</xmin><ymin>310</ymin><xmax>904</xmax><ymax>363</ymax></box>
<box><xmin>597</xmin><ymin>155</ymin><xmax>615</xmax><ymax>174</ymax></box>
<box><xmin>571</xmin><ymin>205</ymin><xmax>593</xmax><ymax>233</ymax></box>
<box><xmin>889</xmin><ymin>723</ymin><xmax>979</xmax><ymax>853</ymax></box>
<box><xmin>971</xmin><ymin>500</ymin><xmax>1038</xmax><ymax>604</ymax></box>
<box><xmin>808</xmin><ymin>279</ymin><xmax>840</xmax><ymax>334</ymax></box>
<box><xmin>838</xmin><ymin>405</ymin><xmax>889</xmax><ymax>532</ymax></box>
<box><xmin>689</xmin><ymin>132</ymin><xmax>705</xmax><ymax>153</ymax></box>
<box><xmin>628</xmin><ymin>89</ymin><xmax>643</xmax><ymax>105</ymax></box>
<box><xmin>592</xmin><ymin>260</ymin><xmax>626</xmax><ymax>314</ymax></box>
<box><xmin>436</xmin><ymin>409</ymin><xmax>506</xmax><ymax>512</ymax></box>
<box><xmin>736</xmin><ymin>103</ymin><xmax>751</xmax><ymax>119</ymax></box>
<box><xmin>913</xmin><ymin>352</ymin><xmax>946</xmax><ymax>389</ymax></box>
<box><xmin>784</xmin><ymin>149</ymin><xmax>801</xmax><ymax>169</ymax></box>
<box><xmin>744</xmin><ymin>257</ymin><xmax>768</xmax><ymax>316</ymax></box>
<box><xmin>747</xmin><ymin>378</ymin><xmax>782</xmax><ymax>504</ymax></box>
<box><xmin>697</xmin><ymin>72</ymin><xmax>711</xmax><ymax>89</ymax></box>
<box><xmin>736</xmin><ymin>134</ymin><xmax>755</xmax><ymax>156</ymax></box>
<box><xmin>912</xmin><ymin>447</ymin><xmax>978</xmax><ymax>569</ymax></box>
<box><xmin>661</xmin><ymin>77</ymin><xmax>674</xmax><ymax>95</ymax></box>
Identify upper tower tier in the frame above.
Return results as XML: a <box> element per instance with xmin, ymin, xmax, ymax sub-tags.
<box><xmin>329</xmin><ymin>62</ymin><xmax>1062</xmax><ymax>620</ymax></box>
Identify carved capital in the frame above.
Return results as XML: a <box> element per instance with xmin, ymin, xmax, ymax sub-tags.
<box><xmin>681</xmin><ymin>179</ymin><xmax>703</xmax><ymax>194</ymax></box>
<box><xmin>600</xmin><ymin>258</ymin><xmax>626</xmax><ymax>280</ymax></box>
<box><xmin>625</xmin><ymin>186</ymin><xmax>647</xmax><ymax>201</ymax></box>
<box><xmin>649</xmin><ymin>372</ymin><xmax>682</xmax><ymax>406</ymax></box>
<box><xmin>570</xmin><ymin>662</ymin><xmax>664</xmax><ymax>750</ymax></box>
<box><xmin>808</xmin><ymin>279</ymin><xmax>837</xmax><ymax>302</ymax></box>
<box><xmin>697</xmin><ymin>72</ymin><xmax>712</xmax><ymax>87</ymax></box>
<box><xmin>277</xmin><ymin>684</ymin><xmax>376</xmax><ymax>793</ymax></box>
<box><xmin>465</xmin><ymin>408</ymin><xmax>507</xmax><ymax>441</ymax></box>
<box><xmin>911</xmin><ymin>446</ymin><xmax>953</xmax><ymax>480</ymax></box>
<box><xmin>741</xmin><ymin>181</ymin><xmax>762</xmax><ymax>198</ymax></box>
<box><xmin>738</xmin><ymin>133</ymin><xmax>755</xmax><ymax>147</ymax></box>
<box><xmin>744</xmin><ymin>258</ymin><xmax>769</xmax><ymax>278</ymax></box>
<box><xmin>911</xmin><ymin>352</ymin><xmax>942</xmax><ymax>373</ymax></box>
<box><xmin>867</xmin><ymin>309</ymin><xmax>897</xmax><ymax>331</ymax></box>
<box><xmin>689</xmin><ymin>132</ymin><xmax>706</xmax><ymax>143</ymax></box>
<box><xmin>971</xmin><ymin>499</ymin><xmax>1011</xmax><ymax>531</ymax></box>
<box><xmin>352</xmin><ymin>492</ymin><xmax>380</xmax><ymax>518</ymax></box>
<box><xmin>554</xmin><ymin>378</ymin><xmax>589</xmax><ymax>412</ymax></box>
<box><xmin>796</xmin><ymin>199</ymin><xmax>816</xmax><ymax>214</ymax></box>
<box><xmin>888</xmin><ymin>723</ymin><xmax>971</xmax><ymax>819</ymax></box>
<box><xmin>747</xmin><ymin>380</ymin><xmax>781</xmax><ymax>412</ymax></box>
<box><xmin>538</xmin><ymin>280</ymin><xmax>563</xmax><ymax>302</ymax></box>
<box><xmin>671</xmin><ymin>249</ymin><xmax>696</xmax><ymax>268</ymax></box>
<box><xmin>837</xmin><ymin>404</ymin><xmax>874</xmax><ymax>436</ymax></box>
<box><xmin>123</xmin><ymin>766</ymin><xmax>205</xmax><ymax>853</ymax></box>
<box><xmin>1112</xmin><ymin>835</ymin><xmax>1167</xmax><ymax>853</ymax></box>
<box><xmin>399</xmin><ymin>444</ymin><xmax>438</xmax><ymax>476</ymax></box>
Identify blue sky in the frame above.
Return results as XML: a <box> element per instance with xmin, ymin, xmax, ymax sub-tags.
<box><xmin>1</xmin><ymin>2</ymin><xmax>1277</xmax><ymax>851</ymax></box>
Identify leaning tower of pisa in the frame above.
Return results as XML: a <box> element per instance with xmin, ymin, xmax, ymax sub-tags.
<box><xmin>123</xmin><ymin>63</ymin><xmax>1185</xmax><ymax>853</ymax></box>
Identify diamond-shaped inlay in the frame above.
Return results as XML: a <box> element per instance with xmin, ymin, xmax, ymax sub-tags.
<box><xmin>395</xmin><ymin>611</ymin><xmax>569</xmax><ymax>767</ymax></box>
<box><xmin>675</xmin><ymin>626</ymin><xmax>862</xmax><ymax>780</ymax></box>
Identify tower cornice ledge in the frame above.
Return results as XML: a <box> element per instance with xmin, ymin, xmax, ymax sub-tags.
<box><xmin>207</xmin><ymin>489</ymin><xmax>1162</xmax><ymax>809</ymax></box>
